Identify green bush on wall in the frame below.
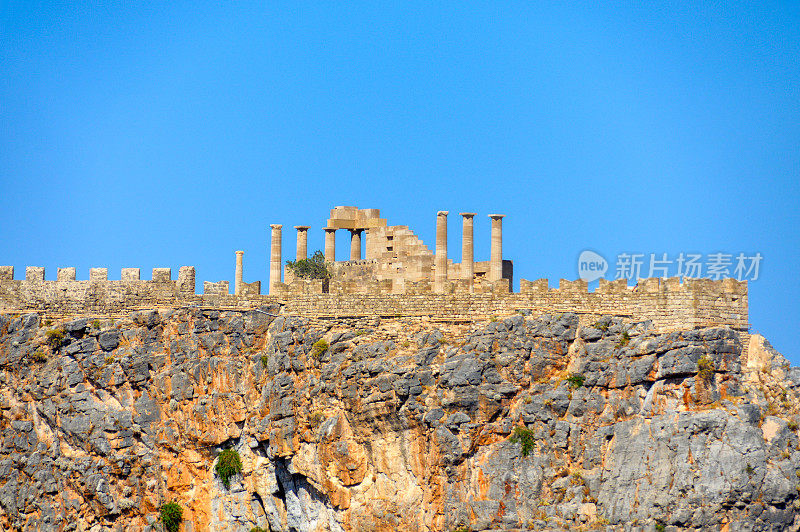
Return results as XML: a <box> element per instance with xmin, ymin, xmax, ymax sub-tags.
<box><xmin>160</xmin><ymin>501</ymin><xmax>183</xmax><ymax>532</ymax></box>
<box><xmin>215</xmin><ymin>448</ymin><xmax>243</xmax><ymax>489</ymax></box>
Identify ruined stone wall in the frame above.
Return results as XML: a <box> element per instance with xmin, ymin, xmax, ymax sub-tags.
<box><xmin>0</xmin><ymin>266</ymin><xmax>748</xmax><ymax>332</ymax></box>
<box><xmin>279</xmin><ymin>276</ymin><xmax>748</xmax><ymax>331</ymax></box>
<box><xmin>0</xmin><ymin>267</ymin><xmax>268</xmax><ymax>317</ymax></box>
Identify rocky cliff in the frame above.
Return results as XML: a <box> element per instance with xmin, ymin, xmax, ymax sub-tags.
<box><xmin>0</xmin><ymin>308</ymin><xmax>798</xmax><ymax>531</ymax></box>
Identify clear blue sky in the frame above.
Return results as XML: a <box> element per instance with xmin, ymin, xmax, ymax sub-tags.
<box><xmin>1</xmin><ymin>3</ymin><xmax>798</xmax><ymax>362</ymax></box>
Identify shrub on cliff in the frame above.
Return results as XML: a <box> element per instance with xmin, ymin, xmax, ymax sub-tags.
<box><xmin>215</xmin><ymin>448</ymin><xmax>243</xmax><ymax>489</ymax></box>
<box><xmin>509</xmin><ymin>426</ymin><xmax>536</xmax><ymax>457</ymax></box>
<box><xmin>46</xmin><ymin>329</ymin><xmax>65</xmax><ymax>350</ymax></box>
<box><xmin>311</xmin><ymin>338</ymin><xmax>329</xmax><ymax>359</ymax></box>
<box><xmin>160</xmin><ymin>501</ymin><xmax>182</xmax><ymax>532</ymax></box>
<box><xmin>286</xmin><ymin>250</ymin><xmax>330</xmax><ymax>280</ymax></box>
<box><xmin>615</xmin><ymin>330</ymin><xmax>630</xmax><ymax>348</ymax></box>
<box><xmin>698</xmin><ymin>355</ymin><xmax>715</xmax><ymax>380</ymax></box>
<box><xmin>565</xmin><ymin>373</ymin><xmax>585</xmax><ymax>389</ymax></box>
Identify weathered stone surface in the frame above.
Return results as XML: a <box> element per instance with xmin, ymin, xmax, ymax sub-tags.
<box><xmin>0</xmin><ymin>311</ymin><xmax>795</xmax><ymax>531</ymax></box>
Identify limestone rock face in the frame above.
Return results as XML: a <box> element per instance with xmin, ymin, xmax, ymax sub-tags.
<box><xmin>0</xmin><ymin>309</ymin><xmax>799</xmax><ymax>531</ymax></box>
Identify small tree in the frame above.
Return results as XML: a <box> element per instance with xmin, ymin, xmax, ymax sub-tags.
<box><xmin>286</xmin><ymin>250</ymin><xmax>330</xmax><ymax>280</ymax></box>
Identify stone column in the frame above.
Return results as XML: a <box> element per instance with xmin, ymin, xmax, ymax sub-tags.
<box><xmin>235</xmin><ymin>250</ymin><xmax>244</xmax><ymax>295</ymax></box>
<box><xmin>349</xmin><ymin>229</ymin><xmax>362</xmax><ymax>261</ymax></box>
<box><xmin>488</xmin><ymin>214</ymin><xmax>505</xmax><ymax>282</ymax></box>
<box><xmin>324</xmin><ymin>228</ymin><xmax>336</xmax><ymax>263</ymax></box>
<box><xmin>294</xmin><ymin>226</ymin><xmax>310</xmax><ymax>261</ymax></box>
<box><xmin>460</xmin><ymin>212</ymin><xmax>476</xmax><ymax>292</ymax></box>
<box><xmin>434</xmin><ymin>211</ymin><xmax>448</xmax><ymax>293</ymax></box>
<box><xmin>269</xmin><ymin>224</ymin><xmax>282</xmax><ymax>295</ymax></box>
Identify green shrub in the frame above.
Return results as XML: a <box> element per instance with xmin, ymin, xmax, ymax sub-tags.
<box><xmin>286</xmin><ymin>250</ymin><xmax>330</xmax><ymax>280</ymax></box>
<box><xmin>160</xmin><ymin>501</ymin><xmax>183</xmax><ymax>532</ymax></box>
<box><xmin>311</xmin><ymin>339</ymin><xmax>329</xmax><ymax>359</ymax></box>
<box><xmin>592</xmin><ymin>320</ymin><xmax>609</xmax><ymax>332</ymax></box>
<box><xmin>31</xmin><ymin>350</ymin><xmax>47</xmax><ymax>363</ymax></box>
<box><xmin>788</xmin><ymin>420</ymin><xmax>798</xmax><ymax>431</ymax></box>
<box><xmin>655</xmin><ymin>524</ymin><xmax>666</xmax><ymax>532</ymax></box>
<box><xmin>215</xmin><ymin>449</ymin><xmax>243</xmax><ymax>489</ymax></box>
<box><xmin>615</xmin><ymin>331</ymin><xmax>630</xmax><ymax>348</ymax></box>
<box><xmin>46</xmin><ymin>329</ymin><xmax>65</xmax><ymax>350</ymax></box>
<box><xmin>565</xmin><ymin>373</ymin><xmax>585</xmax><ymax>389</ymax></box>
<box><xmin>261</xmin><ymin>355</ymin><xmax>268</xmax><ymax>368</ymax></box>
<box><xmin>250</xmin><ymin>527</ymin><xmax>268</xmax><ymax>532</ymax></box>
<box><xmin>698</xmin><ymin>355</ymin><xmax>715</xmax><ymax>380</ymax></box>
<box><xmin>309</xmin><ymin>411</ymin><xmax>325</xmax><ymax>428</ymax></box>
<box><xmin>91</xmin><ymin>319</ymin><xmax>101</xmax><ymax>329</ymax></box>
<box><xmin>509</xmin><ymin>426</ymin><xmax>536</xmax><ymax>457</ymax></box>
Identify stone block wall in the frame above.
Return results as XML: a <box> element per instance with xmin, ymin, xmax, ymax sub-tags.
<box><xmin>0</xmin><ymin>265</ymin><xmax>748</xmax><ymax>332</ymax></box>
<box><xmin>277</xmin><ymin>276</ymin><xmax>747</xmax><ymax>331</ymax></box>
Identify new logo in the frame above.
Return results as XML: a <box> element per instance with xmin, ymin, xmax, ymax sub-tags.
<box><xmin>578</xmin><ymin>250</ymin><xmax>608</xmax><ymax>282</ymax></box>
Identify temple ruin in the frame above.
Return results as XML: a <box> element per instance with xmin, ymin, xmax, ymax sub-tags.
<box><xmin>271</xmin><ymin>207</ymin><xmax>513</xmax><ymax>296</ymax></box>
<box><xmin>0</xmin><ymin>206</ymin><xmax>749</xmax><ymax>332</ymax></box>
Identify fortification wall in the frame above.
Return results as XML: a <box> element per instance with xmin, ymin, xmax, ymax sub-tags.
<box><xmin>278</xmin><ymin>276</ymin><xmax>747</xmax><ymax>331</ymax></box>
<box><xmin>0</xmin><ymin>266</ymin><xmax>266</xmax><ymax>317</ymax></box>
<box><xmin>0</xmin><ymin>265</ymin><xmax>748</xmax><ymax>332</ymax></box>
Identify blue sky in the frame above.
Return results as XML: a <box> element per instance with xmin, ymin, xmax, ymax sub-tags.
<box><xmin>1</xmin><ymin>2</ymin><xmax>798</xmax><ymax>362</ymax></box>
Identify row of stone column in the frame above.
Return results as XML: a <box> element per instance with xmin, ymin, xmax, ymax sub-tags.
<box><xmin>434</xmin><ymin>212</ymin><xmax>504</xmax><ymax>293</ymax></box>
<box><xmin>264</xmin><ymin>213</ymin><xmax>504</xmax><ymax>295</ymax></box>
<box><xmin>266</xmin><ymin>224</ymin><xmax>361</xmax><ymax>294</ymax></box>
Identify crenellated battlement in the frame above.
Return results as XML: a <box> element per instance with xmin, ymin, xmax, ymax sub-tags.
<box><xmin>0</xmin><ymin>206</ymin><xmax>749</xmax><ymax>331</ymax></box>
<box><xmin>0</xmin><ymin>263</ymin><xmax>748</xmax><ymax>332</ymax></box>
<box><xmin>0</xmin><ymin>266</ymin><xmax>196</xmax><ymax>290</ymax></box>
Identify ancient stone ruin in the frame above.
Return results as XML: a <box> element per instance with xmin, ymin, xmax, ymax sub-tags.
<box><xmin>0</xmin><ymin>206</ymin><xmax>749</xmax><ymax>333</ymax></box>
<box><xmin>275</xmin><ymin>206</ymin><xmax>512</xmax><ymax>296</ymax></box>
<box><xmin>3</xmin><ymin>206</ymin><xmax>798</xmax><ymax>532</ymax></box>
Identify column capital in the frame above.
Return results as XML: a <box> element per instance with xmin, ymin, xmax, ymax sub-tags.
<box><xmin>488</xmin><ymin>214</ymin><xmax>505</xmax><ymax>219</ymax></box>
<box><xmin>235</xmin><ymin>250</ymin><xmax>244</xmax><ymax>255</ymax></box>
<box><xmin>294</xmin><ymin>225</ymin><xmax>310</xmax><ymax>231</ymax></box>
<box><xmin>437</xmin><ymin>210</ymin><xmax>449</xmax><ymax>216</ymax></box>
<box><xmin>323</xmin><ymin>227</ymin><xmax>336</xmax><ymax>233</ymax></box>
<box><xmin>270</xmin><ymin>224</ymin><xmax>283</xmax><ymax>230</ymax></box>
<box><xmin>460</xmin><ymin>212</ymin><xmax>476</xmax><ymax>218</ymax></box>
